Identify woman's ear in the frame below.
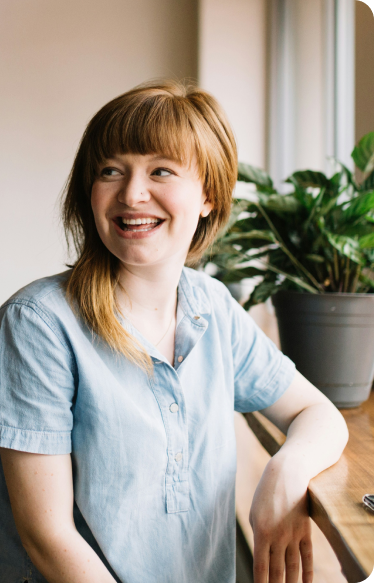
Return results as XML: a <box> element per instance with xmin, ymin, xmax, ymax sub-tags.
<box><xmin>200</xmin><ymin>197</ymin><xmax>213</xmax><ymax>218</ymax></box>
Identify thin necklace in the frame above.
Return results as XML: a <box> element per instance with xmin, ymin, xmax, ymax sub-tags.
<box><xmin>123</xmin><ymin>295</ymin><xmax>177</xmax><ymax>347</ymax></box>
<box><xmin>154</xmin><ymin>311</ymin><xmax>175</xmax><ymax>347</ymax></box>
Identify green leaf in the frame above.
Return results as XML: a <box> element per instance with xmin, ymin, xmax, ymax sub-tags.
<box><xmin>218</xmin><ymin>199</ymin><xmax>250</xmax><ymax>238</ymax></box>
<box><xmin>338</xmin><ymin>223</ymin><xmax>374</xmax><ymax>238</ymax></box>
<box><xmin>303</xmin><ymin>187</ymin><xmax>326</xmax><ymax>229</ymax></box>
<box><xmin>243</xmin><ymin>279</ymin><xmax>278</xmax><ymax>308</ymax></box>
<box><xmin>232</xmin><ymin>216</ymin><xmax>266</xmax><ymax>233</ymax></box>
<box><xmin>237</xmin><ymin>162</ymin><xmax>273</xmax><ymax>189</ymax></box>
<box><xmin>358</xmin><ymin>273</ymin><xmax>374</xmax><ymax>290</ymax></box>
<box><xmin>360</xmin><ymin>169</ymin><xmax>374</xmax><ymax>191</ymax></box>
<box><xmin>359</xmin><ymin>232</ymin><xmax>374</xmax><ymax>249</ymax></box>
<box><xmin>261</xmin><ymin>194</ymin><xmax>301</xmax><ymax>214</ymax></box>
<box><xmin>263</xmin><ymin>263</ymin><xmax>320</xmax><ymax>294</ymax></box>
<box><xmin>328</xmin><ymin>160</ymin><xmax>356</xmax><ymax>188</ymax></box>
<box><xmin>286</xmin><ymin>170</ymin><xmax>328</xmax><ymax>189</ymax></box>
<box><xmin>306</xmin><ymin>254</ymin><xmax>325</xmax><ymax>263</ymax></box>
<box><xmin>222</xmin><ymin>266</ymin><xmax>265</xmax><ymax>284</ymax></box>
<box><xmin>351</xmin><ymin>131</ymin><xmax>374</xmax><ymax>173</ymax></box>
<box><xmin>325</xmin><ymin>232</ymin><xmax>363</xmax><ymax>263</ymax></box>
<box><xmin>329</xmin><ymin>171</ymin><xmax>345</xmax><ymax>192</ymax></box>
<box><xmin>341</xmin><ymin>191</ymin><xmax>374</xmax><ymax>220</ymax></box>
<box><xmin>223</xmin><ymin>230</ymin><xmax>276</xmax><ymax>243</ymax></box>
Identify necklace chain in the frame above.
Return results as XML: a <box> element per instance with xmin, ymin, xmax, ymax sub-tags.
<box><xmin>123</xmin><ymin>295</ymin><xmax>177</xmax><ymax>348</ymax></box>
<box><xmin>154</xmin><ymin>311</ymin><xmax>175</xmax><ymax>347</ymax></box>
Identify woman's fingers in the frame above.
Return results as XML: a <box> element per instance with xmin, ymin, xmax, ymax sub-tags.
<box><xmin>252</xmin><ymin>541</ymin><xmax>270</xmax><ymax>583</ymax></box>
<box><xmin>285</xmin><ymin>543</ymin><xmax>300</xmax><ymax>583</ymax></box>
<box><xmin>300</xmin><ymin>536</ymin><xmax>313</xmax><ymax>583</ymax></box>
<box><xmin>253</xmin><ymin>536</ymin><xmax>312</xmax><ymax>583</ymax></box>
<box><xmin>268</xmin><ymin>544</ymin><xmax>286</xmax><ymax>583</ymax></box>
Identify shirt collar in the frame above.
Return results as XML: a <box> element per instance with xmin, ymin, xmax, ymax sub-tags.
<box><xmin>177</xmin><ymin>268</ymin><xmax>211</xmax><ymax>323</ymax></box>
<box><xmin>116</xmin><ymin>267</ymin><xmax>211</xmax><ymax>363</ymax></box>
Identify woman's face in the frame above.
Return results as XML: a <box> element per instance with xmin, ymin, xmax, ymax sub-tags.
<box><xmin>91</xmin><ymin>152</ymin><xmax>212</xmax><ymax>270</ymax></box>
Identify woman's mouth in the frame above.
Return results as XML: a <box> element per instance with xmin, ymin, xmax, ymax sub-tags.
<box><xmin>116</xmin><ymin>217</ymin><xmax>163</xmax><ymax>232</ymax></box>
<box><xmin>112</xmin><ymin>216</ymin><xmax>165</xmax><ymax>239</ymax></box>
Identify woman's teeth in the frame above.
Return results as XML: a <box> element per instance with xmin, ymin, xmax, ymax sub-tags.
<box><xmin>122</xmin><ymin>218</ymin><xmax>160</xmax><ymax>225</ymax></box>
<box><xmin>120</xmin><ymin>217</ymin><xmax>161</xmax><ymax>231</ymax></box>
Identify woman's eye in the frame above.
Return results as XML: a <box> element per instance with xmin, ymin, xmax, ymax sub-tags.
<box><xmin>101</xmin><ymin>167</ymin><xmax>121</xmax><ymax>177</ymax></box>
<box><xmin>153</xmin><ymin>168</ymin><xmax>172</xmax><ymax>177</ymax></box>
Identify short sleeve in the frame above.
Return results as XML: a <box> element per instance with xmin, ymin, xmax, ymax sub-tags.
<box><xmin>230</xmin><ymin>297</ymin><xmax>296</xmax><ymax>413</ymax></box>
<box><xmin>0</xmin><ymin>301</ymin><xmax>76</xmax><ymax>454</ymax></box>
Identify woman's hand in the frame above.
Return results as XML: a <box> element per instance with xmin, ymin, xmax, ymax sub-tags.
<box><xmin>248</xmin><ymin>370</ymin><xmax>348</xmax><ymax>582</ymax></box>
<box><xmin>249</xmin><ymin>454</ymin><xmax>313</xmax><ymax>583</ymax></box>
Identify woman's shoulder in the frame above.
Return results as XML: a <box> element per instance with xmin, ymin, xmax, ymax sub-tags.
<box><xmin>1</xmin><ymin>270</ymin><xmax>71</xmax><ymax>310</ymax></box>
<box><xmin>183</xmin><ymin>266</ymin><xmax>231</xmax><ymax>296</ymax></box>
<box><xmin>0</xmin><ymin>270</ymin><xmax>74</xmax><ymax>339</ymax></box>
<box><xmin>181</xmin><ymin>267</ymin><xmax>237</xmax><ymax>319</ymax></box>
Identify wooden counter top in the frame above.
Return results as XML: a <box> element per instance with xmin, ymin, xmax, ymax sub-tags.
<box><xmin>244</xmin><ymin>391</ymin><xmax>374</xmax><ymax>583</ymax></box>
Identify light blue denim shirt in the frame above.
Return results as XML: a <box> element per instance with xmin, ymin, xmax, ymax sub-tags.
<box><xmin>0</xmin><ymin>267</ymin><xmax>295</xmax><ymax>583</ymax></box>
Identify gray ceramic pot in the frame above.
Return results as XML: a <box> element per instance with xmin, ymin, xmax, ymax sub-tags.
<box><xmin>272</xmin><ymin>291</ymin><xmax>374</xmax><ymax>408</ymax></box>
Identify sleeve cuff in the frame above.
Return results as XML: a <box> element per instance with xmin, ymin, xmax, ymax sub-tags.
<box><xmin>0</xmin><ymin>424</ymin><xmax>72</xmax><ymax>454</ymax></box>
<box><xmin>235</xmin><ymin>354</ymin><xmax>296</xmax><ymax>413</ymax></box>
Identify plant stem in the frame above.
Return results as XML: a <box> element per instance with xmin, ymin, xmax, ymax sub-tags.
<box><xmin>333</xmin><ymin>248</ymin><xmax>339</xmax><ymax>283</ymax></box>
<box><xmin>327</xmin><ymin>264</ymin><xmax>337</xmax><ymax>291</ymax></box>
<box><xmin>315</xmin><ymin>263</ymin><xmax>323</xmax><ymax>283</ymax></box>
<box><xmin>351</xmin><ymin>264</ymin><xmax>361</xmax><ymax>293</ymax></box>
<box><xmin>257</xmin><ymin>204</ymin><xmax>323</xmax><ymax>292</ymax></box>
<box><xmin>303</xmin><ymin>187</ymin><xmax>325</xmax><ymax>231</ymax></box>
<box><xmin>343</xmin><ymin>256</ymin><xmax>350</xmax><ymax>293</ymax></box>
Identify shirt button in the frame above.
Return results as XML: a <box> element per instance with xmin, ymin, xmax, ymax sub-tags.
<box><xmin>170</xmin><ymin>403</ymin><xmax>179</xmax><ymax>413</ymax></box>
<box><xmin>194</xmin><ymin>315</ymin><xmax>200</xmax><ymax>320</ymax></box>
<box><xmin>175</xmin><ymin>452</ymin><xmax>183</xmax><ymax>462</ymax></box>
<box><xmin>177</xmin><ymin>355</ymin><xmax>183</xmax><ymax>363</ymax></box>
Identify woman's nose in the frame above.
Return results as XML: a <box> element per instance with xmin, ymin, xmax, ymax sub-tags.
<box><xmin>117</xmin><ymin>175</ymin><xmax>151</xmax><ymax>207</ymax></box>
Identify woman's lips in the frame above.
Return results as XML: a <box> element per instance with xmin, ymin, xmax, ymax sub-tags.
<box><xmin>112</xmin><ymin>218</ymin><xmax>165</xmax><ymax>239</ymax></box>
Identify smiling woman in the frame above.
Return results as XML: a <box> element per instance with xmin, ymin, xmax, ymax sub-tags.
<box><xmin>63</xmin><ymin>80</ymin><xmax>236</xmax><ymax>370</ymax></box>
<box><xmin>0</xmin><ymin>80</ymin><xmax>348</xmax><ymax>583</ymax></box>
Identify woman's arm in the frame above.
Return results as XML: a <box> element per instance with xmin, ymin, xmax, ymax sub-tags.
<box><xmin>249</xmin><ymin>370</ymin><xmax>349</xmax><ymax>583</ymax></box>
<box><xmin>0</xmin><ymin>448</ymin><xmax>118</xmax><ymax>583</ymax></box>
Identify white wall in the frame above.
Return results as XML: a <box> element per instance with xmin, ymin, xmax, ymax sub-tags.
<box><xmin>0</xmin><ymin>0</ymin><xmax>198</xmax><ymax>303</ymax></box>
<box><xmin>198</xmin><ymin>0</ymin><xmax>268</xmax><ymax>168</ymax></box>
<box><xmin>267</xmin><ymin>0</ymin><xmax>327</xmax><ymax>187</ymax></box>
<box><xmin>293</xmin><ymin>0</ymin><xmax>325</xmax><ymax>171</ymax></box>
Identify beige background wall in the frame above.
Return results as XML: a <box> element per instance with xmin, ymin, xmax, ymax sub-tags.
<box><xmin>0</xmin><ymin>0</ymin><xmax>198</xmax><ymax>303</ymax></box>
<box><xmin>293</xmin><ymin>0</ymin><xmax>325</xmax><ymax>171</ymax></box>
<box><xmin>199</xmin><ymin>0</ymin><xmax>268</xmax><ymax>168</ymax></box>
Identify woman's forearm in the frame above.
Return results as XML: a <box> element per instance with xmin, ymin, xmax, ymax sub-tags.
<box><xmin>23</xmin><ymin>527</ymin><xmax>118</xmax><ymax>583</ymax></box>
<box><xmin>275</xmin><ymin>401</ymin><xmax>349</xmax><ymax>480</ymax></box>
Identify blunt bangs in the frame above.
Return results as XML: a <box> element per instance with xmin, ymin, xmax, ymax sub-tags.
<box><xmin>86</xmin><ymin>92</ymin><xmax>203</xmax><ymax>181</ymax></box>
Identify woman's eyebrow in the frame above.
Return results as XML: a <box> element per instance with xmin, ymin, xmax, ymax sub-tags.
<box><xmin>150</xmin><ymin>155</ymin><xmax>178</xmax><ymax>163</ymax></box>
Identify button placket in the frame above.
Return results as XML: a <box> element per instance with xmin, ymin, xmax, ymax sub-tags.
<box><xmin>151</xmin><ymin>365</ymin><xmax>189</xmax><ymax>513</ymax></box>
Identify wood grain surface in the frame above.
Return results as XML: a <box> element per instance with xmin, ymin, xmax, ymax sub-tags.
<box><xmin>244</xmin><ymin>392</ymin><xmax>374</xmax><ymax>583</ymax></box>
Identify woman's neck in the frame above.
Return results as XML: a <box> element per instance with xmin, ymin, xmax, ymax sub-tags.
<box><xmin>116</xmin><ymin>261</ymin><xmax>182</xmax><ymax>320</ymax></box>
<box><xmin>116</xmin><ymin>261</ymin><xmax>182</xmax><ymax>365</ymax></box>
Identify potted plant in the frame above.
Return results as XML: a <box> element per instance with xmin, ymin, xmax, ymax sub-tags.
<box><xmin>201</xmin><ymin>132</ymin><xmax>374</xmax><ymax>408</ymax></box>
